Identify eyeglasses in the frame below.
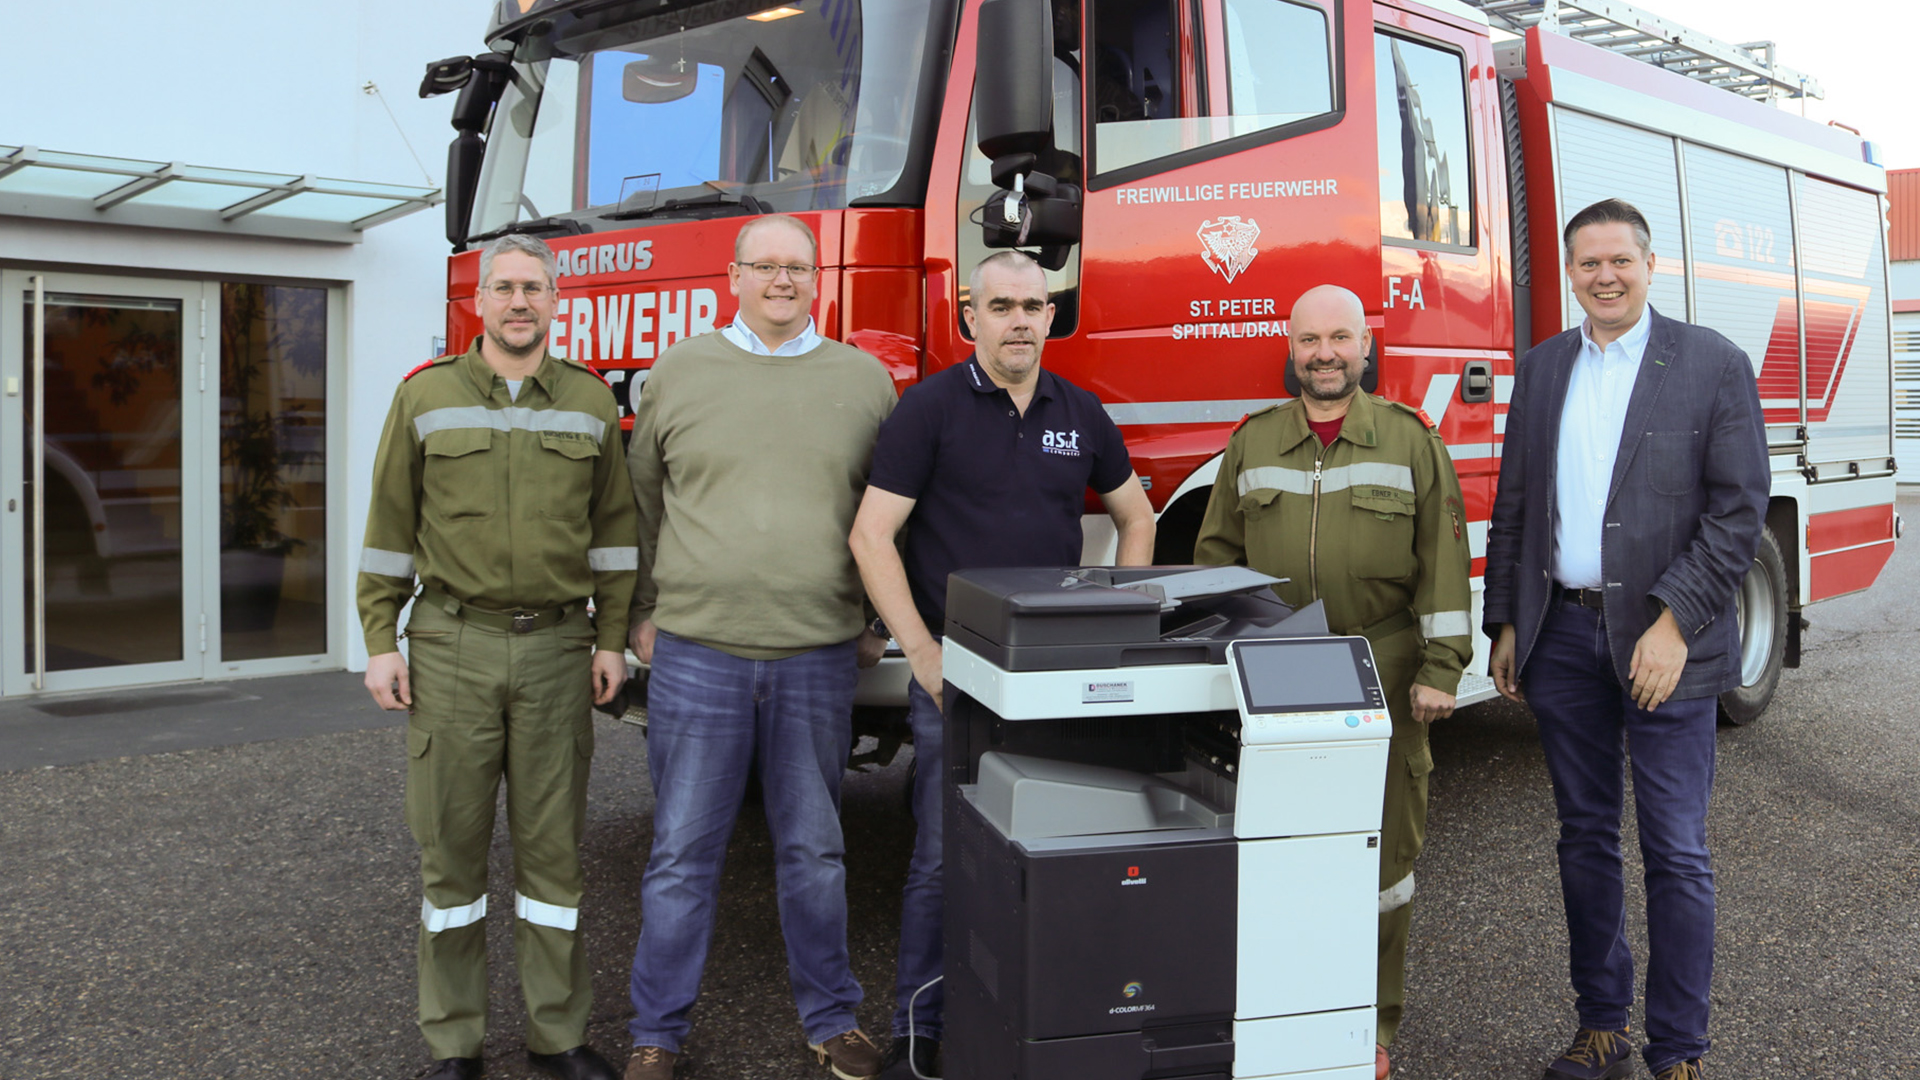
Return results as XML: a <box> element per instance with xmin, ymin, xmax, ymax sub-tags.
<box><xmin>738</xmin><ymin>262</ymin><xmax>818</xmax><ymax>282</ymax></box>
<box><xmin>486</xmin><ymin>280</ymin><xmax>551</xmax><ymax>300</ymax></box>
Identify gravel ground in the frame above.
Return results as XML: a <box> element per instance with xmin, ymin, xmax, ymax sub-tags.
<box><xmin>1395</xmin><ymin>492</ymin><xmax>1920</xmax><ymax>1079</ymax></box>
<box><xmin>3</xmin><ymin>494</ymin><xmax>1915</xmax><ymax>1080</ymax></box>
<box><xmin>0</xmin><ymin>711</ymin><xmax>918</xmax><ymax>1080</ymax></box>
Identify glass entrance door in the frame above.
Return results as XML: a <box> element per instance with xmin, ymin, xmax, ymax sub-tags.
<box><xmin>2</xmin><ymin>272</ymin><xmax>208</xmax><ymax>694</ymax></box>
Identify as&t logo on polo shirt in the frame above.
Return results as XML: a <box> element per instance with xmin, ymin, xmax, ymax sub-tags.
<box><xmin>1041</xmin><ymin>429</ymin><xmax>1082</xmax><ymax>455</ymax></box>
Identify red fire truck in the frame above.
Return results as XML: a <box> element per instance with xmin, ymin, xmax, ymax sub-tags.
<box><xmin>425</xmin><ymin>0</ymin><xmax>1898</xmax><ymax>723</ymax></box>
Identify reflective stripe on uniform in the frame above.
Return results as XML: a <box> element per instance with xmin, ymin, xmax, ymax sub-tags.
<box><xmin>588</xmin><ymin>546</ymin><xmax>639</xmax><ymax>572</ymax></box>
<box><xmin>1379</xmin><ymin>871</ymin><xmax>1416</xmax><ymax>913</ymax></box>
<box><xmin>422</xmin><ymin>894</ymin><xmax>487</xmax><ymax>932</ymax></box>
<box><xmin>1420</xmin><ymin>610</ymin><xmax>1472</xmax><ymax>639</ymax></box>
<box><xmin>515</xmin><ymin>891</ymin><xmax>579</xmax><ymax>931</ymax></box>
<box><xmin>414</xmin><ymin>405</ymin><xmax>609</xmax><ymax>442</ymax></box>
<box><xmin>359</xmin><ymin>547</ymin><xmax>416</xmax><ymax>579</ymax></box>
<box><xmin>1343</xmin><ymin>461</ymin><xmax>1414</xmax><ymax>494</ymax></box>
<box><xmin>1238</xmin><ymin>466</ymin><xmax>1314</xmax><ymax>496</ymax></box>
<box><xmin>1238</xmin><ymin>461</ymin><xmax>1414</xmax><ymax>498</ymax></box>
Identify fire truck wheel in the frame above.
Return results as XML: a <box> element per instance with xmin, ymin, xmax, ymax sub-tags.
<box><xmin>1152</xmin><ymin>493</ymin><xmax>1210</xmax><ymax>565</ymax></box>
<box><xmin>1718</xmin><ymin>525</ymin><xmax>1788</xmax><ymax>726</ymax></box>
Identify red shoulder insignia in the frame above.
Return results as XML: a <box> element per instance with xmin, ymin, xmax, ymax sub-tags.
<box><xmin>1232</xmin><ymin>403</ymin><xmax>1285</xmax><ymax>435</ymax></box>
<box><xmin>1415</xmin><ymin>408</ymin><xmax>1438</xmax><ymax>430</ymax></box>
<box><xmin>558</xmin><ymin>355</ymin><xmax>613</xmax><ymax>387</ymax></box>
<box><xmin>402</xmin><ymin>358</ymin><xmax>441</xmax><ymax>381</ymax></box>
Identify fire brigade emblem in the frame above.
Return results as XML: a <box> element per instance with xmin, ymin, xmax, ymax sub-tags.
<box><xmin>1197</xmin><ymin>216</ymin><xmax>1261</xmax><ymax>284</ymax></box>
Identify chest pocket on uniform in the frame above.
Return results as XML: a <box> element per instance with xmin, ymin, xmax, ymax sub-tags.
<box><xmin>537</xmin><ymin>430</ymin><xmax>598</xmax><ymax>521</ymax></box>
<box><xmin>423</xmin><ymin>428</ymin><xmax>496</xmax><ymax>520</ymax></box>
<box><xmin>1348</xmin><ymin>487</ymin><xmax>1417</xmax><ymax>579</ymax></box>
<box><xmin>1238</xmin><ymin>488</ymin><xmax>1282</xmax><ymax>521</ymax></box>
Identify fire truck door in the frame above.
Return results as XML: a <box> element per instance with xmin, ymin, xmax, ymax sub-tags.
<box><xmin>1372</xmin><ymin>7</ymin><xmax>1501</xmax><ymax>592</ymax></box>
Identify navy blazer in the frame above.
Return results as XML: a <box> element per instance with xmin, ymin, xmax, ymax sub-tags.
<box><xmin>1483</xmin><ymin>307</ymin><xmax>1769</xmax><ymax>700</ymax></box>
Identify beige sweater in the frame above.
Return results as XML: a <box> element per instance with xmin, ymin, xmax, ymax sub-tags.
<box><xmin>627</xmin><ymin>331</ymin><xmax>897</xmax><ymax>658</ymax></box>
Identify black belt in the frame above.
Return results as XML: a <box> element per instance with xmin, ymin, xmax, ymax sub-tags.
<box><xmin>1556</xmin><ymin>585</ymin><xmax>1606</xmax><ymax>611</ymax></box>
<box><xmin>419</xmin><ymin>584</ymin><xmax>576</xmax><ymax>634</ymax></box>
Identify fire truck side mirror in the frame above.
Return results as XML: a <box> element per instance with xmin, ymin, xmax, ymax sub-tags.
<box><xmin>446</xmin><ymin>131</ymin><xmax>487</xmax><ymax>249</ymax></box>
<box><xmin>976</xmin><ymin>0</ymin><xmax>1055</xmax><ymax>162</ymax></box>
<box><xmin>441</xmin><ymin>53</ymin><xmax>514</xmax><ymax>247</ymax></box>
<box><xmin>982</xmin><ymin>183</ymin><xmax>1083</xmax><ymax>257</ymax></box>
<box><xmin>976</xmin><ymin>0</ymin><xmax>1083</xmax><ymax>257</ymax></box>
<box><xmin>420</xmin><ymin>56</ymin><xmax>475</xmax><ymax>98</ymax></box>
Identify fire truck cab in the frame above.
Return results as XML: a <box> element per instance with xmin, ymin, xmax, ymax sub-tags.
<box><xmin>428</xmin><ymin>0</ymin><xmax>1897</xmax><ymax>724</ymax></box>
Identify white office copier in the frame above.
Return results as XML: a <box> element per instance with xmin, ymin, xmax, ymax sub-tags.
<box><xmin>939</xmin><ymin>566</ymin><xmax>1391</xmax><ymax>1080</ymax></box>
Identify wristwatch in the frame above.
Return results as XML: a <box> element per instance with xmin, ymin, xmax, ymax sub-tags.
<box><xmin>868</xmin><ymin>617</ymin><xmax>889</xmax><ymax>639</ymax></box>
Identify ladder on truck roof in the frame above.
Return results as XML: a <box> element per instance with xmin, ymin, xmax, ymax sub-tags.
<box><xmin>1458</xmin><ymin>0</ymin><xmax>1823</xmax><ymax>102</ymax></box>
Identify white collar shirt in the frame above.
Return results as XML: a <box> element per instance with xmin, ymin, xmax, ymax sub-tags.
<box><xmin>1552</xmin><ymin>306</ymin><xmax>1653</xmax><ymax>589</ymax></box>
<box><xmin>722</xmin><ymin>316</ymin><xmax>822</xmax><ymax>357</ymax></box>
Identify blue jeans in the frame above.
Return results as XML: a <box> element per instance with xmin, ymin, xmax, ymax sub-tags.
<box><xmin>627</xmin><ymin>633</ymin><xmax>863</xmax><ymax>1053</ymax></box>
<box><xmin>1524</xmin><ymin>600</ymin><xmax>1717</xmax><ymax>1072</ymax></box>
<box><xmin>892</xmin><ymin>679</ymin><xmax>944</xmax><ymax>1041</ymax></box>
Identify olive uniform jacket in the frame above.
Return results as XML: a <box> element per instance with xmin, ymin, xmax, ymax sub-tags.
<box><xmin>1194</xmin><ymin>391</ymin><xmax>1474</xmax><ymax>695</ymax></box>
<box><xmin>356</xmin><ymin>341</ymin><xmax>640</xmax><ymax>658</ymax></box>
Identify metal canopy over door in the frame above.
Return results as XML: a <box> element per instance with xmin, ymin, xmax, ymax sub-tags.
<box><xmin>1</xmin><ymin>272</ymin><xmax>209</xmax><ymax>694</ymax></box>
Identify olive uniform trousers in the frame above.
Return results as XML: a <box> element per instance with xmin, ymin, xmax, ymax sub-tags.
<box><xmin>403</xmin><ymin>598</ymin><xmax>598</xmax><ymax>1058</ymax></box>
<box><xmin>1372</xmin><ymin>621</ymin><xmax>1433</xmax><ymax>1049</ymax></box>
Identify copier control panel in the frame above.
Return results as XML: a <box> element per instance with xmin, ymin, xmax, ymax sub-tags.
<box><xmin>1226</xmin><ymin>636</ymin><xmax>1390</xmax><ymax>745</ymax></box>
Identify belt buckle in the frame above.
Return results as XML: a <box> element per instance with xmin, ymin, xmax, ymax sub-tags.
<box><xmin>511</xmin><ymin>611</ymin><xmax>537</xmax><ymax>634</ymax></box>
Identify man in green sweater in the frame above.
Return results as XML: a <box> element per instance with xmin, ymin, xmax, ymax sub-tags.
<box><xmin>621</xmin><ymin>215</ymin><xmax>895</xmax><ymax>1080</ymax></box>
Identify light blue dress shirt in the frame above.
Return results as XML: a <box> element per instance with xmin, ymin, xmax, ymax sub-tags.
<box><xmin>721</xmin><ymin>316</ymin><xmax>822</xmax><ymax>356</ymax></box>
<box><xmin>1552</xmin><ymin>307</ymin><xmax>1652</xmax><ymax>589</ymax></box>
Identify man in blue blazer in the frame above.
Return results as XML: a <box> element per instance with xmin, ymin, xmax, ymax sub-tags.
<box><xmin>1484</xmin><ymin>198</ymin><xmax>1768</xmax><ymax>1080</ymax></box>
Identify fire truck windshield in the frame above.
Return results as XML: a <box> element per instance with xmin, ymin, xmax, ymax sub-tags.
<box><xmin>470</xmin><ymin>0</ymin><xmax>935</xmax><ymax>237</ymax></box>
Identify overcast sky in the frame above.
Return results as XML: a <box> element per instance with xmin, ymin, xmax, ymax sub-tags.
<box><xmin>1639</xmin><ymin>0</ymin><xmax>1917</xmax><ymax>169</ymax></box>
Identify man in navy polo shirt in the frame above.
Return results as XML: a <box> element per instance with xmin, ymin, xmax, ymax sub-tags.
<box><xmin>849</xmin><ymin>250</ymin><xmax>1156</xmax><ymax>1078</ymax></box>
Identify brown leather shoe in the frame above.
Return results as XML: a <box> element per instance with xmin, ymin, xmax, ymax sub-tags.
<box><xmin>808</xmin><ymin>1029</ymin><xmax>883</xmax><ymax>1080</ymax></box>
<box><xmin>624</xmin><ymin>1045</ymin><xmax>677</xmax><ymax>1080</ymax></box>
<box><xmin>1544</xmin><ymin>1027</ymin><xmax>1635</xmax><ymax>1080</ymax></box>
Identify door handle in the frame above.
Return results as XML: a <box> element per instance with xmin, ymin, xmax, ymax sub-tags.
<box><xmin>1461</xmin><ymin>360</ymin><xmax>1493</xmax><ymax>403</ymax></box>
<box><xmin>29</xmin><ymin>273</ymin><xmax>46</xmax><ymax>689</ymax></box>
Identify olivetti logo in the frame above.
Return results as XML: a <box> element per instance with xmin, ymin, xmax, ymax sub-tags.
<box><xmin>1121</xmin><ymin>865</ymin><xmax>1147</xmax><ymax>886</ymax></box>
<box><xmin>1109</xmin><ymin>982</ymin><xmax>1155</xmax><ymax>1014</ymax></box>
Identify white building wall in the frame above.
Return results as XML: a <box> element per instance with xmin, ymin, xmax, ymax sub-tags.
<box><xmin>4</xmin><ymin>0</ymin><xmax>491</xmax><ymax>673</ymax></box>
<box><xmin>1893</xmin><ymin>261</ymin><xmax>1920</xmax><ymax>300</ymax></box>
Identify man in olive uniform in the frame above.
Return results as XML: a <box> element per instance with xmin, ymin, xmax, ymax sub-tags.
<box><xmin>359</xmin><ymin>234</ymin><xmax>637</xmax><ymax>1080</ymax></box>
<box><xmin>1194</xmin><ymin>284</ymin><xmax>1472</xmax><ymax>1080</ymax></box>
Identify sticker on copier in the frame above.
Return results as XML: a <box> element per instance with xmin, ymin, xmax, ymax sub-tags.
<box><xmin>1083</xmin><ymin>680</ymin><xmax>1135</xmax><ymax>703</ymax></box>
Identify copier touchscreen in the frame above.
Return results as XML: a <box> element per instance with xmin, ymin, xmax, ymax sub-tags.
<box><xmin>1236</xmin><ymin>639</ymin><xmax>1370</xmax><ymax>712</ymax></box>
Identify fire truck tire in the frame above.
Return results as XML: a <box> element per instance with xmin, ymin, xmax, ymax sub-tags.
<box><xmin>1718</xmin><ymin>525</ymin><xmax>1787</xmax><ymax>726</ymax></box>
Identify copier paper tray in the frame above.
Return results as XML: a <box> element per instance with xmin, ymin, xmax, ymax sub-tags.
<box><xmin>943</xmin><ymin>566</ymin><xmax>1326</xmax><ymax>672</ymax></box>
